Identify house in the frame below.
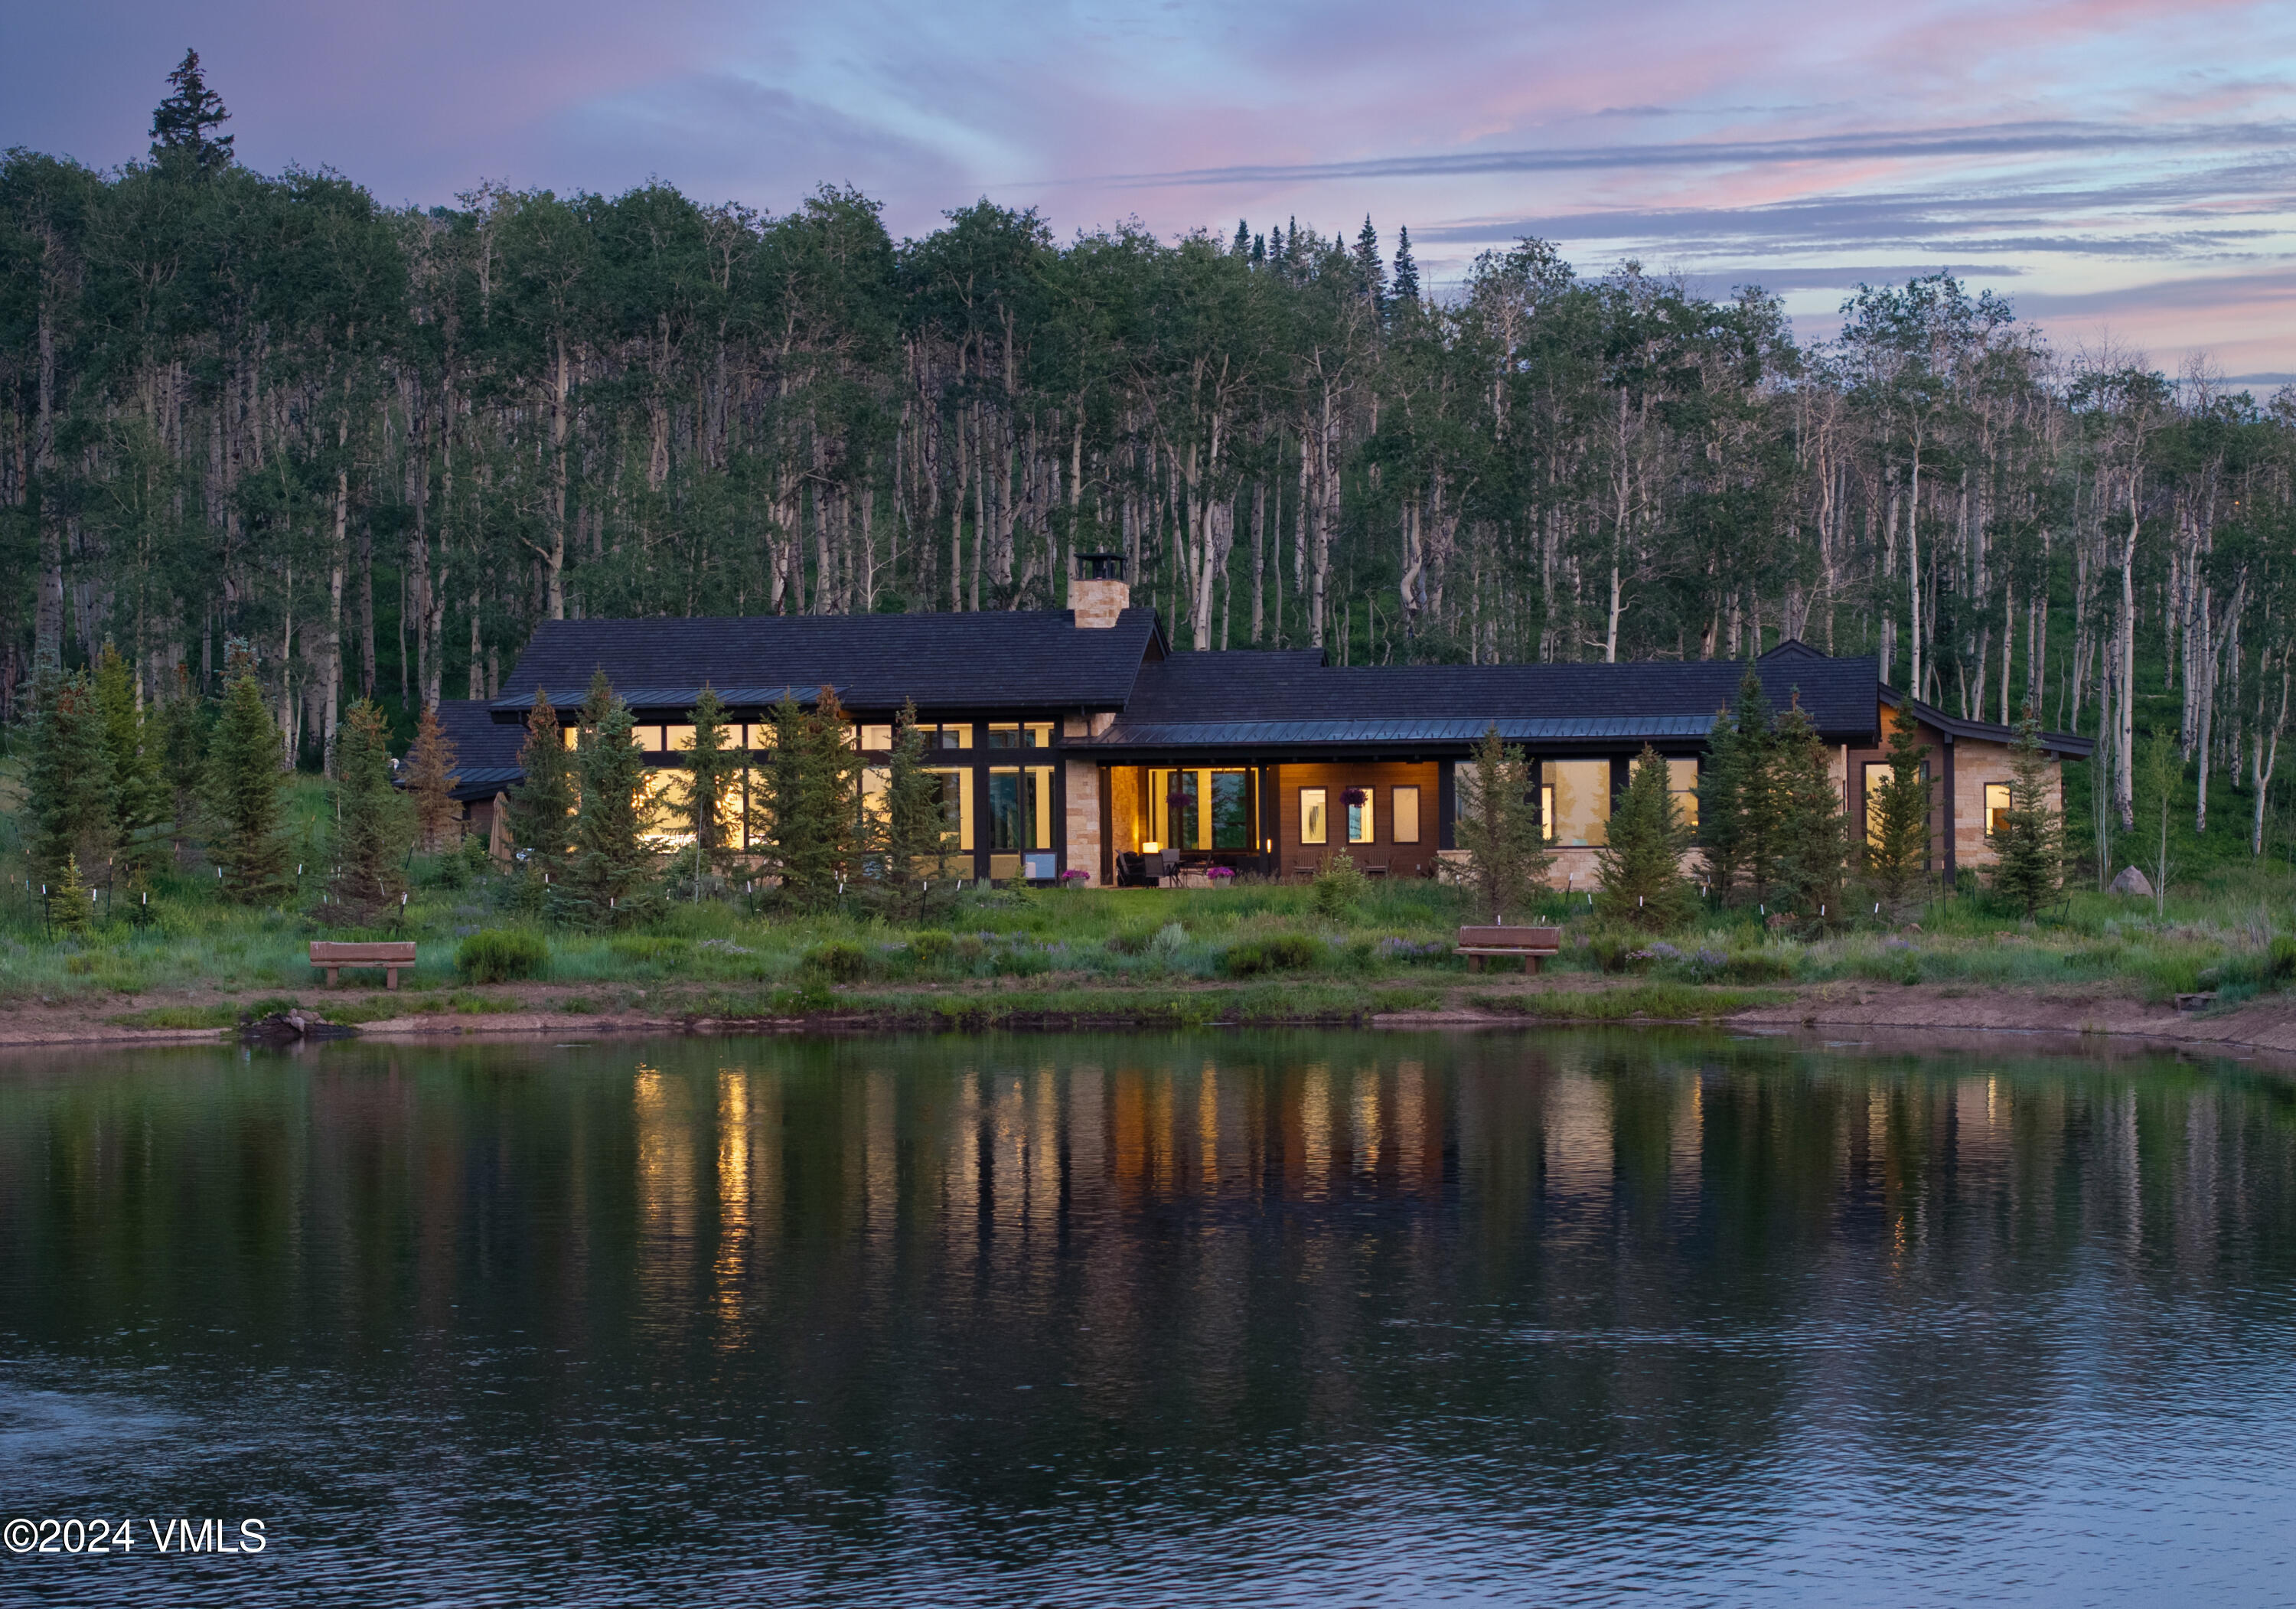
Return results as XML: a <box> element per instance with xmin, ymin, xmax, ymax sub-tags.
<box><xmin>422</xmin><ymin>556</ymin><xmax>2090</xmax><ymax>887</ymax></box>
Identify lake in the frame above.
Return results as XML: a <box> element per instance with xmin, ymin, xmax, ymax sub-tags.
<box><xmin>3</xmin><ymin>1028</ymin><xmax>2295</xmax><ymax>1605</ymax></box>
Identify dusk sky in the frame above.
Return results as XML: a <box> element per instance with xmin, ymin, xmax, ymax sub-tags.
<box><xmin>8</xmin><ymin>0</ymin><xmax>2296</xmax><ymax>377</ymax></box>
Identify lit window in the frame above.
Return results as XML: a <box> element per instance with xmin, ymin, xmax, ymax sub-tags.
<box><xmin>860</xmin><ymin>725</ymin><xmax>893</xmax><ymax>750</ymax></box>
<box><xmin>664</xmin><ymin>725</ymin><xmax>696</xmax><ymax>752</ymax></box>
<box><xmin>1346</xmin><ymin>787</ymin><xmax>1374</xmax><ymax>844</ymax></box>
<box><xmin>989</xmin><ymin>766</ymin><xmax>1055</xmax><ymax>850</ymax></box>
<box><xmin>934</xmin><ymin>724</ymin><xmax>973</xmax><ymax>751</ymax></box>
<box><xmin>1300</xmin><ymin>788</ymin><xmax>1327</xmax><ymax>846</ymax></box>
<box><xmin>1541</xmin><ymin>785</ymin><xmax>1555</xmax><ymax>842</ymax></box>
<box><xmin>928</xmin><ymin>769</ymin><xmax>974</xmax><ymax>850</ymax></box>
<box><xmin>745</xmin><ymin>723</ymin><xmax>777</xmax><ymax>749</ymax></box>
<box><xmin>1863</xmin><ymin>762</ymin><xmax>1893</xmax><ymax>847</ymax></box>
<box><xmin>560</xmin><ymin>725</ymin><xmax>579</xmax><ymax>750</ymax></box>
<box><xmin>1985</xmin><ymin>782</ymin><xmax>2012</xmax><ymax>837</ymax></box>
<box><xmin>1391</xmin><ymin>785</ymin><xmax>1421</xmax><ymax>844</ymax></box>
<box><xmin>1542</xmin><ymin>760</ymin><xmax>1610</xmax><ymax>847</ymax></box>
<box><xmin>633</xmin><ymin>726</ymin><xmax>664</xmax><ymax>753</ymax></box>
<box><xmin>987</xmin><ymin>723</ymin><xmax>1055</xmax><ymax>749</ymax></box>
<box><xmin>1666</xmin><ymin>758</ymin><xmax>1699</xmax><ymax>830</ymax></box>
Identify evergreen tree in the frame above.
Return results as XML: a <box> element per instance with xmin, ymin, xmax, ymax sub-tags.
<box><xmin>154</xmin><ymin>664</ymin><xmax>210</xmax><ymax>857</ymax></box>
<box><xmin>1991</xmin><ymin>708</ymin><xmax>2064</xmax><ymax>918</ymax></box>
<box><xmin>1766</xmin><ymin>699</ymin><xmax>1848</xmax><ymax>927</ymax></box>
<box><xmin>1391</xmin><ymin>225</ymin><xmax>1420</xmax><ymax>305</ymax></box>
<box><xmin>326</xmin><ymin>699</ymin><xmax>412</xmax><ymax>924</ymax></box>
<box><xmin>203</xmin><ymin>647</ymin><xmax>291</xmax><ymax>904</ymax></box>
<box><xmin>1231</xmin><ymin>218</ymin><xmax>1250</xmax><ymax>256</ymax></box>
<box><xmin>1452</xmin><ymin>723</ymin><xmax>1551</xmax><ymax>922</ymax></box>
<box><xmin>1352</xmin><ymin>216</ymin><xmax>1386</xmax><ymax>309</ymax></box>
<box><xmin>51</xmin><ymin>853</ymin><xmax>93</xmax><ymax>938</ymax></box>
<box><xmin>757</xmin><ymin>687</ymin><xmax>862</xmax><ymax>911</ymax></box>
<box><xmin>21</xmin><ymin>666</ymin><xmax>116</xmax><ymax>889</ymax></box>
<box><xmin>1697</xmin><ymin>665</ymin><xmax>1772</xmax><ymax>900</ymax></box>
<box><xmin>148</xmin><ymin>48</ymin><xmax>233</xmax><ymax>172</ymax></box>
<box><xmin>555</xmin><ymin>670</ymin><xmax>658</xmax><ymax>929</ymax></box>
<box><xmin>876</xmin><ymin>699</ymin><xmax>957</xmax><ymax>920</ymax></box>
<box><xmin>404</xmin><ymin>704</ymin><xmax>461</xmax><ymax>851</ymax></box>
<box><xmin>676</xmin><ymin>684</ymin><xmax>742</xmax><ymax>896</ymax></box>
<box><xmin>91</xmin><ymin>641</ymin><xmax>161</xmax><ymax>871</ymax></box>
<box><xmin>505</xmin><ymin>690</ymin><xmax>576</xmax><ymax>864</ymax></box>
<box><xmin>1863</xmin><ymin>712</ymin><xmax>1934</xmax><ymax>919</ymax></box>
<box><xmin>1597</xmin><ymin>746</ymin><xmax>1694</xmax><ymax>930</ymax></box>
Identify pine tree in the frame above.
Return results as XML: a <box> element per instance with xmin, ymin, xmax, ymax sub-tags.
<box><xmin>1353</xmin><ymin>216</ymin><xmax>1386</xmax><ymax>309</ymax></box>
<box><xmin>756</xmin><ymin>687</ymin><xmax>862</xmax><ymax>911</ymax></box>
<box><xmin>1766</xmin><ymin>700</ymin><xmax>1848</xmax><ymax>928</ymax></box>
<box><xmin>1863</xmin><ymin>711</ymin><xmax>1934</xmax><ymax>919</ymax></box>
<box><xmin>554</xmin><ymin>671</ymin><xmax>658</xmax><ymax>929</ymax></box>
<box><xmin>505</xmin><ymin>690</ymin><xmax>576</xmax><ymax>864</ymax></box>
<box><xmin>1991</xmin><ymin>708</ymin><xmax>2064</xmax><ymax>919</ymax></box>
<box><xmin>148</xmin><ymin>49</ymin><xmax>233</xmax><ymax>173</ymax></box>
<box><xmin>1232</xmin><ymin>218</ymin><xmax>1250</xmax><ymax>257</ymax></box>
<box><xmin>1697</xmin><ymin>664</ymin><xmax>1772</xmax><ymax>901</ymax></box>
<box><xmin>876</xmin><ymin>700</ymin><xmax>957</xmax><ymax>920</ymax></box>
<box><xmin>1391</xmin><ymin>225</ymin><xmax>1420</xmax><ymax>305</ymax></box>
<box><xmin>155</xmin><ymin>664</ymin><xmax>210</xmax><ymax>859</ymax></box>
<box><xmin>52</xmin><ymin>852</ymin><xmax>93</xmax><ymax>938</ymax></box>
<box><xmin>1452</xmin><ymin>723</ymin><xmax>1551</xmax><ymax>922</ymax></box>
<box><xmin>91</xmin><ymin>641</ymin><xmax>161</xmax><ymax>873</ymax></box>
<box><xmin>1597</xmin><ymin>746</ymin><xmax>1694</xmax><ymax>930</ymax></box>
<box><xmin>203</xmin><ymin>647</ymin><xmax>291</xmax><ymax>904</ymax></box>
<box><xmin>22</xmin><ymin>665</ymin><xmax>116</xmax><ymax>889</ymax></box>
<box><xmin>326</xmin><ymin>699</ymin><xmax>412</xmax><ymax>924</ymax></box>
<box><xmin>676</xmin><ymin>684</ymin><xmax>742</xmax><ymax>895</ymax></box>
<box><xmin>404</xmin><ymin>704</ymin><xmax>461</xmax><ymax>851</ymax></box>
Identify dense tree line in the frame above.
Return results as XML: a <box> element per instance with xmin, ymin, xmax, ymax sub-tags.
<box><xmin>7</xmin><ymin>57</ymin><xmax>2296</xmax><ymax>853</ymax></box>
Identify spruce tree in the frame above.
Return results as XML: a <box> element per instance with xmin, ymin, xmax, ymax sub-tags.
<box><xmin>1352</xmin><ymin>216</ymin><xmax>1387</xmax><ymax>309</ymax></box>
<box><xmin>1766</xmin><ymin>700</ymin><xmax>1848</xmax><ymax>928</ymax></box>
<box><xmin>1863</xmin><ymin>712</ymin><xmax>1934</xmax><ymax>920</ymax></box>
<box><xmin>404</xmin><ymin>704</ymin><xmax>461</xmax><ymax>852</ymax></box>
<box><xmin>505</xmin><ymin>690</ymin><xmax>576</xmax><ymax>864</ymax></box>
<box><xmin>1452</xmin><ymin>723</ymin><xmax>1551</xmax><ymax>922</ymax></box>
<box><xmin>203</xmin><ymin>648</ymin><xmax>291</xmax><ymax>904</ymax></box>
<box><xmin>1696</xmin><ymin>664</ymin><xmax>1772</xmax><ymax>901</ymax></box>
<box><xmin>325</xmin><ymin>699</ymin><xmax>412</xmax><ymax>924</ymax></box>
<box><xmin>676</xmin><ymin>684</ymin><xmax>742</xmax><ymax>895</ymax></box>
<box><xmin>555</xmin><ymin>670</ymin><xmax>658</xmax><ymax>929</ymax></box>
<box><xmin>1391</xmin><ymin>225</ymin><xmax>1420</xmax><ymax>305</ymax></box>
<box><xmin>22</xmin><ymin>666</ymin><xmax>116</xmax><ymax>889</ymax></box>
<box><xmin>756</xmin><ymin>687</ymin><xmax>862</xmax><ymax>911</ymax></box>
<box><xmin>92</xmin><ymin>641</ymin><xmax>162</xmax><ymax>873</ymax></box>
<box><xmin>877</xmin><ymin>699</ymin><xmax>957</xmax><ymax>921</ymax></box>
<box><xmin>155</xmin><ymin>664</ymin><xmax>210</xmax><ymax>860</ymax></box>
<box><xmin>149</xmin><ymin>49</ymin><xmax>234</xmax><ymax>172</ymax></box>
<box><xmin>1597</xmin><ymin>746</ymin><xmax>1694</xmax><ymax>931</ymax></box>
<box><xmin>1991</xmin><ymin>708</ymin><xmax>2064</xmax><ymax>919</ymax></box>
<box><xmin>52</xmin><ymin>853</ymin><xmax>93</xmax><ymax>938</ymax></box>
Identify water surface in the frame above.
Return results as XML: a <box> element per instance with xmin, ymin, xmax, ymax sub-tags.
<box><xmin>3</xmin><ymin>1029</ymin><xmax>2295</xmax><ymax>1605</ymax></box>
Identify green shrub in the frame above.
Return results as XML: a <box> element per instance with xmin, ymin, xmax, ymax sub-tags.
<box><xmin>911</xmin><ymin>929</ymin><xmax>955</xmax><ymax>964</ymax></box>
<box><xmin>801</xmin><ymin>940</ymin><xmax>872</xmax><ymax>983</ymax></box>
<box><xmin>458</xmin><ymin>929</ymin><xmax>550</xmax><ymax>984</ymax></box>
<box><xmin>607</xmin><ymin>935</ymin><xmax>690</xmax><ymax>964</ymax></box>
<box><xmin>1221</xmin><ymin>933</ymin><xmax>1327</xmax><ymax>977</ymax></box>
<box><xmin>1720</xmin><ymin>949</ymin><xmax>1796</xmax><ymax>984</ymax></box>
<box><xmin>2269</xmin><ymin>935</ymin><xmax>2296</xmax><ymax>984</ymax></box>
<box><xmin>1146</xmin><ymin>922</ymin><xmax>1189</xmax><ymax>962</ymax></box>
<box><xmin>1105</xmin><ymin>923</ymin><xmax>1163</xmax><ymax>956</ymax></box>
<box><xmin>1313</xmin><ymin>853</ymin><xmax>1367</xmax><ymax>919</ymax></box>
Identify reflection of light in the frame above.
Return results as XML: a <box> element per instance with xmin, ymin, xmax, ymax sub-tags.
<box><xmin>716</xmin><ymin>1069</ymin><xmax>750</xmax><ymax>1342</ymax></box>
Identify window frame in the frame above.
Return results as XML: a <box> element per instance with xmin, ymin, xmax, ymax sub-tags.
<box><xmin>1299</xmin><ymin>787</ymin><xmax>1327</xmax><ymax>847</ymax></box>
<box><xmin>1391</xmin><ymin>785</ymin><xmax>1421</xmax><ymax>844</ymax></box>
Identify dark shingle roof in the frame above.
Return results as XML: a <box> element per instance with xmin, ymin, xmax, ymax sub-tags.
<box><xmin>1099</xmin><ymin>640</ymin><xmax>1879</xmax><ymax>748</ymax></box>
<box><xmin>1883</xmin><ymin>686</ymin><xmax>2095</xmax><ymax>758</ymax></box>
<box><xmin>431</xmin><ymin>700</ymin><xmax>530</xmax><ymax>801</ymax></box>
<box><xmin>491</xmin><ymin>609</ymin><xmax>1162</xmax><ymax>717</ymax></box>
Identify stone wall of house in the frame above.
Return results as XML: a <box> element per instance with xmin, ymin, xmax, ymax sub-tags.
<box><xmin>1946</xmin><ymin>739</ymin><xmax>2061</xmax><ymax>872</ymax></box>
<box><xmin>1065</xmin><ymin>758</ymin><xmax>1103</xmax><ymax>884</ymax></box>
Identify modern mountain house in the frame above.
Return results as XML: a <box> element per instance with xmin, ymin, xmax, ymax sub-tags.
<box><xmin>432</xmin><ymin>557</ymin><xmax>2090</xmax><ymax>888</ymax></box>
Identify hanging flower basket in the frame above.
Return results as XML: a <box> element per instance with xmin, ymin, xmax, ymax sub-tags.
<box><xmin>1341</xmin><ymin>786</ymin><xmax>1368</xmax><ymax>807</ymax></box>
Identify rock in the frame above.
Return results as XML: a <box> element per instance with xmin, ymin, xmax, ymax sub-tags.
<box><xmin>2110</xmin><ymin>866</ymin><xmax>2154</xmax><ymax>898</ymax></box>
<box><xmin>241</xmin><ymin>1010</ymin><xmax>356</xmax><ymax>1045</ymax></box>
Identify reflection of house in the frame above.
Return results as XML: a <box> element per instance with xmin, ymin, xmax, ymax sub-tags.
<box><xmin>426</xmin><ymin>559</ymin><xmax>2088</xmax><ymax>886</ymax></box>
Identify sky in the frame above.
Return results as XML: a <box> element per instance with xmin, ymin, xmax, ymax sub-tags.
<box><xmin>8</xmin><ymin>0</ymin><xmax>2296</xmax><ymax>379</ymax></box>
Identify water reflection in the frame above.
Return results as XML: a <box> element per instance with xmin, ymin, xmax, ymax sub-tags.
<box><xmin>2</xmin><ymin>1030</ymin><xmax>2295</xmax><ymax>1604</ymax></box>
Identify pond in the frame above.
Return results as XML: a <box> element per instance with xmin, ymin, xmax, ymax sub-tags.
<box><xmin>3</xmin><ymin>1029</ymin><xmax>2295</xmax><ymax>1605</ymax></box>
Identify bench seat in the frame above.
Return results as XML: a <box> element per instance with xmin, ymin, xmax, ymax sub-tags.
<box><xmin>1455</xmin><ymin>925</ymin><xmax>1562</xmax><ymax>975</ymax></box>
<box><xmin>311</xmin><ymin>941</ymin><xmax>417</xmax><ymax>990</ymax></box>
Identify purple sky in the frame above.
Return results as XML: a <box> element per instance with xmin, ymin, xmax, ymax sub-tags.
<box><xmin>10</xmin><ymin>0</ymin><xmax>2296</xmax><ymax>378</ymax></box>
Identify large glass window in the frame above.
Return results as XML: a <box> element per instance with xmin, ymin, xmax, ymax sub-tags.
<box><xmin>665</xmin><ymin>724</ymin><xmax>696</xmax><ymax>752</ymax></box>
<box><xmin>860</xmin><ymin>725</ymin><xmax>893</xmax><ymax>751</ymax></box>
<box><xmin>928</xmin><ymin>769</ymin><xmax>974</xmax><ymax>850</ymax></box>
<box><xmin>1391</xmin><ymin>785</ymin><xmax>1420</xmax><ymax>844</ymax></box>
<box><xmin>1346</xmin><ymin>787</ymin><xmax>1374</xmax><ymax>844</ymax></box>
<box><xmin>633</xmin><ymin>726</ymin><xmax>664</xmax><ymax>753</ymax></box>
<box><xmin>1210</xmin><ymin>772</ymin><xmax>1254</xmax><ymax>850</ymax></box>
<box><xmin>1863</xmin><ymin>762</ymin><xmax>1893</xmax><ymax>847</ymax></box>
<box><xmin>1666</xmin><ymin>758</ymin><xmax>1700</xmax><ymax>830</ymax></box>
<box><xmin>1985</xmin><ymin>782</ymin><xmax>2011</xmax><ymax>837</ymax></box>
<box><xmin>987</xmin><ymin>723</ymin><xmax>1054</xmax><ymax>749</ymax></box>
<box><xmin>1151</xmin><ymin>769</ymin><xmax>1254</xmax><ymax>850</ymax></box>
<box><xmin>1300</xmin><ymin>787</ymin><xmax>1327</xmax><ymax>846</ymax></box>
<box><xmin>990</xmin><ymin>766</ymin><xmax>1054</xmax><ymax>850</ymax></box>
<box><xmin>1542</xmin><ymin>760</ymin><xmax>1610</xmax><ymax>847</ymax></box>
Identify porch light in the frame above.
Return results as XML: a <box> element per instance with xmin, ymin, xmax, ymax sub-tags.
<box><xmin>1142</xmin><ymin>840</ymin><xmax>1161</xmax><ymax>855</ymax></box>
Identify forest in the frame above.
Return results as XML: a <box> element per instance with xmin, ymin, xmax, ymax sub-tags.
<box><xmin>7</xmin><ymin>56</ymin><xmax>2296</xmax><ymax>859</ymax></box>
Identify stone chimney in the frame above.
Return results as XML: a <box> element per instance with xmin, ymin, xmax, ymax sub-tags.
<box><xmin>1070</xmin><ymin>552</ymin><xmax>1130</xmax><ymax>628</ymax></box>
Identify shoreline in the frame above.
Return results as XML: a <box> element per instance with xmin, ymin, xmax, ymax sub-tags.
<box><xmin>6</xmin><ymin>977</ymin><xmax>2295</xmax><ymax>1067</ymax></box>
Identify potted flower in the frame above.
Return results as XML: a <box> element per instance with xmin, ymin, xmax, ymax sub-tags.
<box><xmin>1058</xmin><ymin>867</ymin><xmax>1091</xmax><ymax>889</ymax></box>
<box><xmin>1205</xmin><ymin>866</ymin><xmax>1237</xmax><ymax>885</ymax></box>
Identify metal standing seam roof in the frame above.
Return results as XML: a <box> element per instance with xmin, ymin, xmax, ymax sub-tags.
<box><xmin>490</xmin><ymin>684</ymin><xmax>841</xmax><ymax>715</ymax></box>
<box><xmin>1085</xmin><ymin>715</ymin><xmax>1723</xmax><ymax>749</ymax></box>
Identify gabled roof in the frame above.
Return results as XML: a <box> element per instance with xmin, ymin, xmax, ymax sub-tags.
<box><xmin>1096</xmin><ymin>645</ymin><xmax>1880</xmax><ymax>749</ymax></box>
<box><xmin>1881</xmin><ymin>685</ymin><xmax>2095</xmax><ymax>759</ymax></box>
<box><xmin>490</xmin><ymin>608</ymin><xmax>1164</xmax><ymax>719</ymax></box>
<box><xmin>428</xmin><ymin>700</ymin><xmax>530</xmax><ymax>801</ymax></box>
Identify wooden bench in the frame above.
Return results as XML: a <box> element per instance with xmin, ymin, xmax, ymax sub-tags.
<box><xmin>1456</xmin><ymin>925</ymin><xmax>1562</xmax><ymax>974</ymax></box>
<box><xmin>311</xmin><ymin>941</ymin><xmax>416</xmax><ymax>990</ymax></box>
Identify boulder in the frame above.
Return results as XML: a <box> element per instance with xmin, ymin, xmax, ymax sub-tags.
<box><xmin>2109</xmin><ymin>866</ymin><xmax>2154</xmax><ymax>898</ymax></box>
